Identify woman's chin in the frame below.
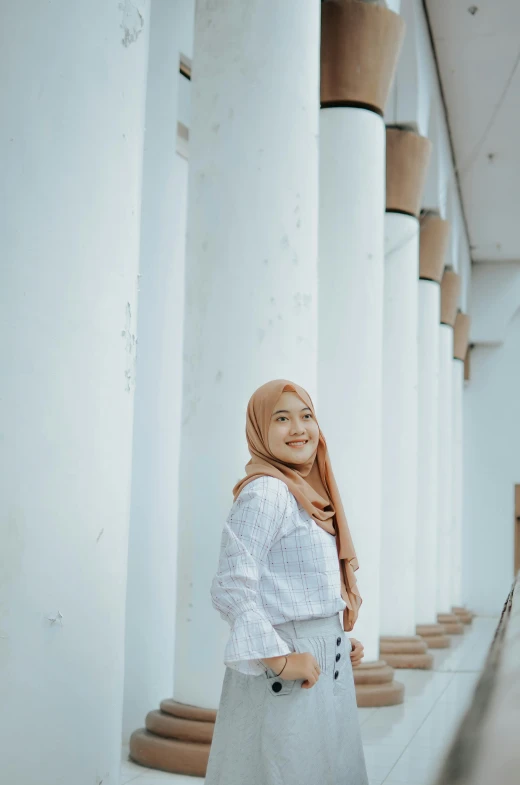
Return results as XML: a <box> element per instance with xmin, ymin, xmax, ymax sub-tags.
<box><xmin>282</xmin><ymin>448</ymin><xmax>312</xmax><ymax>463</ymax></box>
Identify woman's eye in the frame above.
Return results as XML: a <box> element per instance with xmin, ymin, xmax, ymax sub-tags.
<box><xmin>276</xmin><ymin>414</ymin><xmax>312</xmax><ymax>422</ymax></box>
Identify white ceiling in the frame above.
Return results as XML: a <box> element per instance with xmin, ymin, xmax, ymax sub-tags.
<box><xmin>425</xmin><ymin>0</ymin><xmax>520</xmax><ymax>263</ymax></box>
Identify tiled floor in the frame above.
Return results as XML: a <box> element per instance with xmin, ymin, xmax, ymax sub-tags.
<box><xmin>121</xmin><ymin>616</ymin><xmax>496</xmax><ymax>785</ymax></box>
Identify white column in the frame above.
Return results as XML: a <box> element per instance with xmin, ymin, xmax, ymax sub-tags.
<box><xmin>416</xmin><ymin>281</ymin><xmax>441</xmax><ymax>625</ymax></box>
<box><xmin>122</xmin><ymin>0</ymin><xmax>194</xmax><ymax>741</ymax></box>
<box><xmin>451</xmin><ymin>310</ymin><xmax>471</xmax><ymax>618</ymax></box>
<box><xmin>414</xmin><ymin>214</ymin><xmax>449</xmax><ymax>637</ymax></box>
<box><xmin>451</xmin><ymin>359</ymin><xmax>465</xmax><ymax>608</ymax></box>
<box><xmin>436</xmin><ymin>270</ymin><xmax>461</xmax><ymax>622</ymax></box>
<box><xmin>318</xmin><ymin>108</ymin><xmax>385</xmax><ymax>663</ymax></box>
<box><xmin>174</xmin><ymin>0</ymin><xmax>321</xmax><ymax>711</ymax></box>
<box><xmin>437</xmin><ymin>324</ymin><xmax>455</xmax><ymax>614</ymax></box>
<box><xmin>0</xmin><ymin>3</ymin><xmax>150</xmax><ymax>784</ymax></box>
<box><xmin>319</xmin><ymin>3</ymin><xmax>404</xmax><ymax>692</ymax></box>
<box><xmin>380</xmin><ymin>213</ymin><xmax>419</xmax><ymax>637</ymax></box>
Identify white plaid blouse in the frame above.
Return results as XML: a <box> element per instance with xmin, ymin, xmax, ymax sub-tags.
<box><xmin>211</xmin><ymin>475</ymin><xmax>346</xmax><ymax>675</ymax></box>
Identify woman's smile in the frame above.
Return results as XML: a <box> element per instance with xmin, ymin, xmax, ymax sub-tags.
<box><xmin>267</xmin><ymin>390</ymin><xmax>320</xmax><ymax>464</ymax></box>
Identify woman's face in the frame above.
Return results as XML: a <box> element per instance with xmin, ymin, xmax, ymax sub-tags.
<box><xmin>267</xmin><ymin>391</ymin><xmax>319</xmax><ymax>464</ymax></box>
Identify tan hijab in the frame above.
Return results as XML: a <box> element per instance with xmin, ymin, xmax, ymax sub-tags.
<box><xmin>232</xmin><ymin>379</ymin><xmax>362</xmax><ymax>632</ymax></box>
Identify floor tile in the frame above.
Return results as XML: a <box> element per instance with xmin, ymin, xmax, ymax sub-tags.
<box><xmin>382</xmin><ymin>780</ymin><xmax>428</xmax><ymax>785</ymax></box>
<box><xmin>387</xmin><ymin>751</ymin><xmax>444</xmax><ymax>780</ymax></box>
<box><xmin>362</xmin><ymin>744</ymin><xmax>406</xmax><ymax>767</ymax></box>
<box><xmin>130</xmin><ymin>773</ymin><xmax>204</xmax><ymax>784</ymax></box>
<box><xmin>121</xmin><ymin>775</ymin><xmax>143</xmax><ymax>785</ymax></box>
<box><xmin>121</xmin><ymin>760</ymin><xmax>150</xmax><ymax>778</ymax></box>
<box><xmin>369</xmin><ymin>773</ymin><xmax>390</xmax><ymax>785</ymax></box>
<box><xmin>358</xmin><ymin>706</ymin><xmax>378</xmax><ymax>725</ymax></box>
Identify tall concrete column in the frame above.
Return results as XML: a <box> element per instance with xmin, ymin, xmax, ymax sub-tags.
<box><xmin>319</xmin><ymin>0</ymin><xmax>405</xmax><ymax>707</ymax></box>
<box><xmin>123</xmin><ymin>0</ymin><xmax>194</xmax><ymax>742</ymax></box>
<box><xmin>451</xmin><ymin>312</ymin><xmax>474</xmax><ymax>625</ymax></box>
<box><xmin>379</xmin><ymin>127</ymin><xmax>433</xmax><ymax>669</ymax></box>
<box><xmin>0</xmin><ymin>3</ymin><xmax>150</xmax><ymax>784</ymax></box>
<box><xmin>129</xmin><ymin>1</ymin><xmax>322</xmax><ymax>776</ymax></box>
<box><xmin>436</xmin><ymin>270</ymin><xmax>464</xmax><ymax>634</ymax></box>
<box><xmin>415</xmin><ymin>214</ymin><xmax>451</xmax><ymax>650</ymax></box>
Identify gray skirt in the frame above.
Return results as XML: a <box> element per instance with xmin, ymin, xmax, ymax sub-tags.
<box><xmin>205</xmin><ymin>614</ymin><xmax>368</xmax><ymax>785</ymax></box>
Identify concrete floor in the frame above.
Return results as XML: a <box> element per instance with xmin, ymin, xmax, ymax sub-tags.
<box><xmin>121</xmin><ymin>615</ymin><xmax>497</xmax><ymax>785</ymax></box>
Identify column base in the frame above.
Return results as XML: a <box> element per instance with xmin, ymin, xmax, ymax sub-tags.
<box><xmin>353</xmin><ymin>659</ymin><xmax>405</xmax><ymax>706</ymax></box>
<box><xmin>379</xmin><ymin>635</ymin><xmax>434</xmax><ymax>669</ymax></box>
<box><xmin>437</xmin><ymin>613</ymin><xmax>465</xmax><ymax>634</ymax></box>
<box><xmin>129</xmin><ymin>700</ymin><xmax>216</xmax><ymax>778</ymax></box>
<box><xmin>452</xmin><ymin>605</ymin><xmax>474</xmax><ymax>624</ymax></box>
<box><xmin>416</xmin><ymin>623</ymin><xmax>451</xmax><ymax>648</ymax></box>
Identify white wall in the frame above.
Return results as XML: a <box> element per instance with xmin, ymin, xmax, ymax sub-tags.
<box><xmin>463</xmin><ymin>307</ymin><xmax>520</xmax><ymax>614</ymax></box>
<box><xmin>471</xmin><ymin>262</ymin><xmax>520</xmax><ymax>345</ymax></box>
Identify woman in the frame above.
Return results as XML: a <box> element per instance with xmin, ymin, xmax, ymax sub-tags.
<box><xmin>205</xmin><ymin>379</ymin><xmax>368</xmax><ymax>785</ymax></box>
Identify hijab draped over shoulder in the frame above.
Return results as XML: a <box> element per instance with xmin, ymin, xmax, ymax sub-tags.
<box><xmin>232</xmin><ymin>379</ymin><xmax>362</xmax><ymax>632</ymax></box>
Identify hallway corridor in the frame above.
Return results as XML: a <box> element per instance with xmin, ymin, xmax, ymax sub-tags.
<box><xmin>121</xmin><ymin>617</ymin><xmax>497</xmax><ymax>785</ymax></box>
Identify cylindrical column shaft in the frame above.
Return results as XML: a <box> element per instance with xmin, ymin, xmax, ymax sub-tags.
<box><xmin>380</xmin><ymin>212</ymin><xmax>419</xmax><ymax>638</ymax></box>
<box><xmin>415</xmin><ymin>214</ymin><xmax>451</xmax><ymax>648</ymax></box>
<box><xmin>123</xmin><ymin>0</ymin><xmax>193</xmax><ymax>741</ymax></box>
<box><xmin>416</xmin><ymin>282</ymin><xmax>441</xmax><ymax>624</ymax></box>
<box><xmin>450</xmin><ymin>311</ymin><xmax>473</xmax><ymax>624</ymax></box>
<box><xmin>436</xmin><ymin>271</ymin><xmax>462</xmax><ymax>632</ymax></box>
<box><xmin>379</xmin><ymin>126</ymin><xmax>432</xmax><ymax>669</ymax></box>
<box><xmin>319</xmin><ymin>108</ymin><xmax>385</xmax><ymax>664</ymax></box>
<box><xmin>176</xmin><ymin>0</ymin><xmax>321</xmax><ymax>712</ymax></box>
<box><xmin>451</xmin><ymin>359</ymin><xmax>465</xmax><ymax>608</ymax></box>
<box><xmin>437</xmin><ymin>324</ymin><xmax>455</xmax><ymax>614</ymax></box>
<box><xmin>319</xmin><ymin>0</ymin><xmax>405</xmax><ymax>707</ymax></box>
<box><xmin>0</xmin><ymin>3</ymin><xmax>150</xmax><ymax>783</ymax></box>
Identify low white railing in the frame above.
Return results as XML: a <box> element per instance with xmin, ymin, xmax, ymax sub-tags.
<box><xmin>434</xmin><ymin>574</ymin><xmax>520</xmax><ymax>785</ymax></box>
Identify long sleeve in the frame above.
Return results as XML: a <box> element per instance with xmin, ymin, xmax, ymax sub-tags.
<box><xmin>211</xmin><ymin>477</ymin><xmax>293</xmax><ymax>676</ymax></box>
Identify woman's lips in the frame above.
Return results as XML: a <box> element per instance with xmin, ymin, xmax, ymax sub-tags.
<box><xmin>286</xmin><ymin>440</ymin><xmax>308</xmax><ymax>448</ymax></box>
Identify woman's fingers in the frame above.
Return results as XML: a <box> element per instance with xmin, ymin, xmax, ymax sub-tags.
<box><xmin>349</xmin><ymin>637</ymin><xmax>364</xmax><ymax>665</ymax></box>
<box><xmin>301</xmin><ymin>664</ymin><xmax>320</xmax><ymax>689</ymax></box>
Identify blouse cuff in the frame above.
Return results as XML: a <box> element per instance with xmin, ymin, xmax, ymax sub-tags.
<box><xmin>224</xmin><ymin>608</ymin><xmax>293</xmax><ymax>676</ymax></box>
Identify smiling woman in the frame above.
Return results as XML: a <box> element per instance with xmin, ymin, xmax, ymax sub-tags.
<box><xmin>267</xmin><ymin>393</ymin><xmax>336</xmax><ymax>509</ymax></box>
<box><xmin>205</xmin><ymin>379</ymin><xmax>367</xmax><ymax>785</ymax></box>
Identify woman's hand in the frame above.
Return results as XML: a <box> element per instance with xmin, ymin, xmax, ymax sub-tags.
<box><xmin>349</xmin><ymin>637</ymin><xmax>364</xmax><ymax>666</ymax></box>
<box><xmin>284</xmin><ymin>652</ymin><xmax>321</xmax><ymax>689</ymax></box>
<box><xmin>262</xmin><ymin>652</ymin><xmax>321</xmax><ymax>689</ymax></box>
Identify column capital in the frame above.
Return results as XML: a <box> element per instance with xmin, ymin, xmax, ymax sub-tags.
<box><xmin>440</xmin><ymin>270</ymin><xmax>461</xmax><ymax>327</ymax></box>
<box><xmin>453</xmin><ymin>312</ymin><xmax>471</xmax><ymax>360</ymax></box>
<box><xmin>419</xmin><ymin>212</ymin><xmax>449</xmax><ymax>283</ymax></box>
<box><xmin>386</xmin><ymin>126</ymin><xmax>432</xmax><ymax>216</ymax></box>
<box><xmin>321</xmin><ymin>0</ymin><xmax>405</xmax><ymax>114</ymax></box>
